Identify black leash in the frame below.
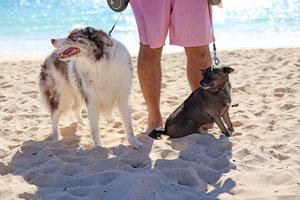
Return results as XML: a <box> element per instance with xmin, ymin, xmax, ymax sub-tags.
<box><xmin>108</xmin><ymin>12</ymin><xmax>123</xmax><ymax>37</ymax></box>
<box><xmin>207</xmin><ymin>2</ymin><xmax>220</xmax><ymax>66</ymax></box>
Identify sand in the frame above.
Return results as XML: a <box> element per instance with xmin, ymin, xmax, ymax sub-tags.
<box><xmin>0</xmin><ymin>48</ymin><xmax>299</xmax><ymax>200</ymax></box>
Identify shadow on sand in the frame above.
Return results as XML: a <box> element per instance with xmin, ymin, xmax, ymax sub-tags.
<box><xmin>2</xmin><ymin>125</ymin><xmax>235</xmax><ymax>200</ymax></box>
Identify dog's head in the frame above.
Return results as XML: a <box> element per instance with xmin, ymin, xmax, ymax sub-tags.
<box><xmin>51</xmin><ymin>27</ymin><xmax>113</xmax><ymax>61</ymax></box>
<box><xmin>200</xmin><ymin>66</ymin><xmax>234</xmax><ymax>90</ymax></box>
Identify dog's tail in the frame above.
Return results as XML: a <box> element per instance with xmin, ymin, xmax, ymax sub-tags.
<box><xmin>148</xmin><ymin>127</ymin><xmax>166</xmax><ymax>139</ymax></box>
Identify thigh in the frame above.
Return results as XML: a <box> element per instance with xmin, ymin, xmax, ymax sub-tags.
<box><xmin>170</xmin><ymin>0</ymin><xmax>214</xmax><ymax>47</ymax></box>
<box><xmin>130</xmin><ymin>0</ymin><xmax>171</xmax><ymax>48</ymax></box>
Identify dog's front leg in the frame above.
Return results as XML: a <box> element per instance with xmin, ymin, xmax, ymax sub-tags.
<box><xmin>118</xmin><ymin>100</ymin><xmax>143</xmax><ymax>150</ymax></box>
<box><xmin>51</xmin><ymin>111</ymin><xmax>60</xmax><ymax>141</ymax></box>
<box><xmin>222</xmin><ymin>110</ymin><xmax>234</xmax><ymax>133</ymax></box>
<box><xmin>213</xmin><ymin>114</ymin><xmax>231</xmax><ymax>137</ymax></box>
<box><xmin>87</xmin><ymin>107</ymin><xmax>102</xmax><ymax>147</ymax></box>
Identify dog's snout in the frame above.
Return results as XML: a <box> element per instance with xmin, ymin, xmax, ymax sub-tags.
<box><xmin>51</xmin><ymin>39</ymin><xmax>62</xmax><ymax>48</ymax></box>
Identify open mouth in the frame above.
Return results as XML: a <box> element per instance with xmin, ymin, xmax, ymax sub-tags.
<box><xmin>58</xmin><ymin>47</ymin><xmax>80</xmax><ymax>59</ymax></box>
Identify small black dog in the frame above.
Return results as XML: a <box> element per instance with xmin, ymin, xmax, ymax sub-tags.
<box><xmin>149</xmin><ymin>66</ymin><xmax>235</xmax><ymax>139</ymax></box>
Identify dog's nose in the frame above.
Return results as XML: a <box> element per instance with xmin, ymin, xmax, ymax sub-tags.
<box><xmin>51</xmin><ymin>39</ymin><xmax>55</xmax><ymax>44</ymax></box>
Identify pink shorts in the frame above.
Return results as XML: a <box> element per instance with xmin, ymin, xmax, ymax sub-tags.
<box><xmin>130</xmin><ymin>0</ymin><xmax>214</xmax><ymax>48</ymax></box>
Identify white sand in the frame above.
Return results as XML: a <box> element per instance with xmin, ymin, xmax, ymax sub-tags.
<box><xmin>0</xmin><ymin>48</ymin><xmax>299</xmax><ymax>199</ymax></box>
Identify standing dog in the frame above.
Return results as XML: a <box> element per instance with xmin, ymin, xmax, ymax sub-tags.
<box><xmin>149</xmin><ymin>66</ymin><xmax>235</xmax><ymax>139</ymax></box>
<box><xmin>38</xmin><ymin>27</ymin><xmax>142</xmax><ymax>149</ymax></box>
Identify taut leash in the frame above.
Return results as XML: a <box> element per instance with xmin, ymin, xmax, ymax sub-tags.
<box><xmin>108</xmin><ymin>12</ymin><xmax>123</xmax><ymax>37</ymax></box>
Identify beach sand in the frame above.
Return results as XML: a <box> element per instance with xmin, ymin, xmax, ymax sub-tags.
<box><xmin>0</xmin><ymin>48</ymin><xmax>299</xmax><ymax>199</ymax></box>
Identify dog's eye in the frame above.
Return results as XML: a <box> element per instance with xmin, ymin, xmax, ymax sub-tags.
<box><xmin>69</xmin><ymin>33</ymin><xmax>80</xmax><ymax>41</ymax></box>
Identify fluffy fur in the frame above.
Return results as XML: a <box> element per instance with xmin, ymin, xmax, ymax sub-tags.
<box><xmin>38</xmin><ymin>27</ymin><xmax>142</xmax><ymax>149</ymax></box>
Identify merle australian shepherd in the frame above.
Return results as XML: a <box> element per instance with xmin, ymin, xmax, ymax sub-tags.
<box><xmin>38</xmin><ymin>27</ymin><xmax>142</xmax><ymax>149</ymax></box>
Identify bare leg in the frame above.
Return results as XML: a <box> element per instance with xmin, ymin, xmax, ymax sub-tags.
<box><xmin>185</xmin><ymin>45</ymin><xmax>213</xmax><ymax>129</ymax></box>
<box><xmin>137</xmin><ymin>44</ymin><xmax>163</xmax><ymax>133</ymax></box>
<box><xmin>185</xmin><ymin>45</ymin><xmax>212</xmax><ymax>91</ymax></box>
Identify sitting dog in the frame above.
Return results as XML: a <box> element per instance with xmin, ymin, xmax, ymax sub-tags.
<box><xmin>148</xmin><ymin>66</ymin><xmax>235</xmax><ymax>139</ymax></box>
<box><xmin>38</xmin><ymin>27</ymin><xmax>142</xmax><ymax>149</ymax></box>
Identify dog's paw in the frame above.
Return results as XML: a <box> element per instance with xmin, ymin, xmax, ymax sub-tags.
<box><xmin>224</xmin><ymin>130</ymin><xmax>233</xmax><ymax>137</ymax></box>
<box><xmin>131</xmin><ymin>141</ymin><xmax>143</xmax><ymax>150</ymax></box>
<box><xmin>127</xmin><ymin>137</ymin><xmax>143</xmax><ymax>150</ymax></box>
<box><xmin>228</xmin><ymin>128</ymin><xmax>234</xmax><ymax>136</ymax></box>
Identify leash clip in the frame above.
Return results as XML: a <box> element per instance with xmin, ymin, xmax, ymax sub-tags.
<box><xmin>213</xmin><ymin>50</ymin><xmax>220</xmax><ymax>66</ymax></box>
<box><xmin>212</xmin><ymin>42</ymin><xmax>220</xmax><ymax>66</ymax></box>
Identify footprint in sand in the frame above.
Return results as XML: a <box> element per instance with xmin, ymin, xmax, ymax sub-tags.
<box><xmin>280</xmin><ymin>102</ymin><xmax>296</xmax><ymax>110</ymax></box>
<box><xmin>269</xmin><ymin>150</ymin><xmax>290</xmax><ymax>161</ymax></box>
<box><xmin>161</xmin><ymin>149</ymin><xmax>178</xmax><ymax>159</ymax></box>
<box><xmin>0</xmin><ymin>82</ymin><xmax>13</xmax><ymax>88</ymax></box>
<box><xmin>274</xmin><ymin>88</ymin><xmax>286</xmax><ymax>97</ymax></box>
<box><xmin>163</xmin><ymin>168</ymin><xmax>199</xmax><ymax>187</ymax></box>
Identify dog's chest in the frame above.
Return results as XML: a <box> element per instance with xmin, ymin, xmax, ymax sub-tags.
<box><xmin>71</xmin><ymin>64</ymin><xmax>119</xmax><ymax>103</ymax></box>
<box><xmin>219</xmin><ymin>85</ymin><xmax>231</xmax><ymax>105</ymax></box>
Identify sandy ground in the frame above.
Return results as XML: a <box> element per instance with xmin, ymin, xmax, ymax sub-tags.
<box><xmin>0</xmin><ymin>48</ymin><xmax>299</xmax><ymax>200</ymax></box>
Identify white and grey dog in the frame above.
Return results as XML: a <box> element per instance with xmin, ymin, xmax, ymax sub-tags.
<box><xmin>38</xmin><ymin>27</ymin><xmax>142</xmax><ymax>149</ymax></box>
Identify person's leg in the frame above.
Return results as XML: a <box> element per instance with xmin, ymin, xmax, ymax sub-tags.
<box><xmin>130</xmin><ymin>0</ymin><xmax>171</xmax><ymax>132</ymax></box>
<box><xmin>185</xmin><ymin>45</ymin><xmax>214</xmax><ymax>130</ymax></box>
<box><xmin>137</xmin><ymin>44</ymin><xmax>163</xmax><ymax>132</ymax></box>
<box><xmin>184</xmin><ymin>45</ymin><xmax>212</xmax><ymax>91</ymax></box>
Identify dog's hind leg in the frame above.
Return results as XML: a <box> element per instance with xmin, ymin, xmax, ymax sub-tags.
<box><xmin>167</xmin><ymin>120</ymin><xmax>198</xmax><ymax>138</ymax></box>
<box><xmin>73</xmin><ymin>102</ymin><xmax>86</xmax><ymax>126</ymax></box>
<box><xmin>87</xmin><ymin>107</ymin><xmax>103</xmax><ymax>147</ymax></box>
<box><xmin>117</xmin><ymin>100</ymin><xmax>143</xmax><ymax>150</ymax></box>
<box><xmin>51</xmin><ymin>111</ymin><xmax>60</xmax><ymax>141</ymax></box>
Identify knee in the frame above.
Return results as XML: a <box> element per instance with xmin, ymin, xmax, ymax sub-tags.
<box><xmin>185</xmin><ymin>45</ymin><xmax>211</xmax><ymax>60</ymax></box>
<box><xmin>139</xmin><ymin>44</ymin><xmax>163</xmax><ymax>62</ymax></box>
<box><xmin>185</xmin><ymin>46</ymin><xmax>212</xmax><ymax>67</ymax></box>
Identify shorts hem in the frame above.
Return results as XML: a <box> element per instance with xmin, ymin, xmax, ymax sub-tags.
<box><xmin>170</xmin><ymin>39</ymin><xmax>214</xmax><ymax>48</ymax></box>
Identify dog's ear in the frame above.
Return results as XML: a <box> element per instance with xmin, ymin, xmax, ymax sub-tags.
<box><xmin>223</xmin><ymin>66</ymin><xmax>234</xmax><ymax>74</ymax></box>
<box><xmin>91</xmin><ymin>30</ymin><xmax>113</xmax><ymax>48</ymax></box>
<box><xmin>83</xmin><ymin>27</ymin><xmax>97</xmax><ymax>36</ymax></box>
